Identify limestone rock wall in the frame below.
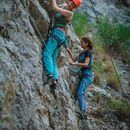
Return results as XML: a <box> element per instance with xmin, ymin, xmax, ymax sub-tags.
<box><xmin>0</xmin><ymin>0</ymin><xmax>79</xmax><ymax>130</ymax></box>
<box><xmin>0</xmin><ymin>0</ymin><xmax>129</xmax><ymax>130</ymax></box>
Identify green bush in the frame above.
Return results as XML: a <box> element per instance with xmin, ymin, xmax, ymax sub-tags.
<box><xmin>106</xmin><ymin>74</ymin><xmax>120</xmax><ymax>91</ymax></box>
<box><xmin>93</xmin><ymin>60</ymin><xmax>103</xmax><ymax>73</ymax></box>
<box><xmin>96</xmin><ymin>17</ymin><xmax>130</xmax><ymax>61</ymax></box>
<box><xmin>72</xmin><ymin>12</ymin><xmax>91</xmax><ymax>37</ymax></box>
<box><xmin>108</xmin><ymin>98</ymin><xmax>130</xmax><ymax>120</ymax></box>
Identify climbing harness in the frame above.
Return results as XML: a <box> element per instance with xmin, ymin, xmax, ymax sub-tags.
<box><xmin>51</xmin><ymin>34</ymin><xmax>65</xmax><ymax>48</ymax></box>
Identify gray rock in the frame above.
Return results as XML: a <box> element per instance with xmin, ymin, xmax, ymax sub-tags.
<box><xmin>0</xmin><ymin>0</ymin><xmax>129</xmax><ymax>130</ymax></box>
<box><xmin>77</xmin><ymin>0</ymin><xmax>130</xmax><ymax>24</ymax></box>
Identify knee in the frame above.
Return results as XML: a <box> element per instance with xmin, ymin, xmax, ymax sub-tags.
<box><xmin>43</xmin><ymin>51</ymin><xmax>50</xmax><ymax>60</ymax></box>
<box><xmin>43</xmin><ymin>53</ymin><xmax>47</xmax><ymax>62</ymax></box>
<box><xmin>43</xmin><ymin>49</ymin><xmax>47</xmax><ymax>57</ymax></box>
<box><xmin>77</xmin><ymin>90</ymin><xmax>82</xmax><ymax>99</ymax></box>
<box><xmin>77</xmin><ymin>89</ymin><xmax>86</xmax><ymax>100</ymax></box>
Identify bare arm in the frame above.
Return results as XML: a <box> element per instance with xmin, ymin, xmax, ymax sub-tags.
<box><xmin>51</xmin><ymin>0</ymin><xmax>73</xmax><ymax>21</ymax></box>
<box><xmin>69</xmin><ymin>57</ymin><xmax>90</xmax><ymax>68</ymax></box>
<box><xmin>67</xmin><ymin>48</ymin><xmax>78</xmax><ymax>62</ymax></box>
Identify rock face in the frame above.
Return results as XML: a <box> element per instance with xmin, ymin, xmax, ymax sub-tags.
<box><xmin>0</xmin><ymin>0</ymin><xmax>129</xmax><ymax>130</ymax></box>
<box><xmin>0</xmin><ymin>0</ymin><xmax>78</xmax><ymax>130</ymax></box>
<box><xmin>127</xmin><ymin>0</ymin><xmax>130</xmax><ymax>5</ymax></box>
<box><xmin>122</xmin><ymin>0</ymin><xmax>130</xmax><ymax>6</ymax></box>
<box><xmin>78</xmin><ymin>0</ymin><xmax>130</xmax><ymax>23</ymax></box>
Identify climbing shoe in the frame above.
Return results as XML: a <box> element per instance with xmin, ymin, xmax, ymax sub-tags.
<box><xmin>83</xmin><ymin>113</ymin><xmax>88</xmax><ymax>120</ymax></box>
<box><xmin>50</xmin><ymin>87</ymin><xmax>57</xmax><ymax>100</ymax></box>
<box><xmin>50</xmin><ymin>79</ymin><xmax>58</xmax><ymax>89</ymax></box>
<box><xmin>50</xmin><ymin>79</ymin><xmax>58</xmax><ymax>100</ymax></box>
<box><xmin>44</xmin><ymin>74</ymin><xmax>53</xmax><ymax>86</ymax></box>
<box><xmin>77</xmin><ymin>111</ymin><xmax>87</xmax><ymax>120</ymax></box>
<box><xmin>50</xmin><ymin>80</ymin><xmax>58</xmax><ymax>100</ymax></box>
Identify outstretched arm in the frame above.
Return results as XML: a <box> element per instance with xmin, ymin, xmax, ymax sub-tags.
<box><xmin>67</xmin><ymin>48</ymin><xmax>78</xmax><ymax>62</ymax></box>
<box><xmin>69</xmin><ymin>57</ymin><xmax>90</xmax><ymax>68</ymax></box>
<box><xmin>51</xmin><ymin>0</ymin><xmax>73</xmax><ymax>21</ymax></box>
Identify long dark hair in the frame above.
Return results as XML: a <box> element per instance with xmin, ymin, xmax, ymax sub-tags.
<box><xmin>81</xmin><ymin>37</ymin><xmax>93</xmax><ymax>50</ymax></box>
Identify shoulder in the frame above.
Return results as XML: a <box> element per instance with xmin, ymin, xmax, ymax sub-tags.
<box><xmin>84</xmin><ymin>50</ymin><xmax>92</xmax><ymax>58</ymax></box>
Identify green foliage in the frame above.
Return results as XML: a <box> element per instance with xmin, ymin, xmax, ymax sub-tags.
<box><xmin>103</xmin><ymin>62</ymin><xmax>114</xmax><ymax>73</ymax></box>
<box><xmin>92</xmin><ymin>39</ymin><xmax>106</xmax><ymax>73</ymax></box>
<box><xmin>106</xmin><ymin>74</ymin><xmax>120</xmax><ymax>91</ymax></box>
<box><xmin>93</xmin><ymin>60</ymin><xmax>103</xmax><ymax>73</ymax></box>
<box><xmin>108</xmin><ymin>98</ymin><xmax>130</xmax><ymax>120</ymax></box>
<box><xmin>125</xmin><ymin>7</ymin><xmax>130</xmax><ymax>16</ymax></box>
<box><xmin>93</xmin><ymin>61</ymin><xmax>103</xmax><ymax>85</ymax></box>
<box><xmin>92</xmin><ymin>39</ymin><xmax>107</xmax><ymax>85</ymax></box>
<box><xmin>92</xmin><ymin>93</ymin><xmax>102</xmax><ymax>103</ymax></box>
<box><xmin>72</xmin><ymin>12</ymin><xmax>90</xmax><ymax>37</ymax></box>
<box><xmin>96</xmin><ymin>17</ymin><xmax>130</xmax><ymax>59</ymax></box>
<box><xmin>127</xmin><ymin>123</ymin><xmax>130</xmax><ymax>128</ymax></box>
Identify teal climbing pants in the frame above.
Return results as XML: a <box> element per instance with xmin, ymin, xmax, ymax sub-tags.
<box><xmin>43</xmin><ymin>28</ymin><xmax>66</xmax><ymax>80</ymax></box>
<box><xmin>77</xmin><ymin>77</ymin><xmax>93</xmax><ymax>112</ymax></box>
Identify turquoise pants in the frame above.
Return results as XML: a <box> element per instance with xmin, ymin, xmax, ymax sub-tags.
<box><xmin>43</xmin><ymin>28</ymin><xmax>66</xmax><ymax>80</ymax></box>
<box><xmin>77</xmin><ymin>77</ymin><xmax>93</xmax><ymax>112</ymax></box>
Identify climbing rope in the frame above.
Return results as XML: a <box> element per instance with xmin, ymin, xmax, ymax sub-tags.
<box><xmin>20</xmin><ymin>0</ymin><xmax>47</xmax><ymax>48</ymax></box>
<box><xmin>89</xmin><ymin>0</ymin><xmax>130</xmax><ymax>110</ymax></box>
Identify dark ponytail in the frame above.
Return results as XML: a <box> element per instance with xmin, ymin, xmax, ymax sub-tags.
<box><xmin>81</xmin><ymin>37</ymin><xmax>93</xmax><ymax>50</ymax></box>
